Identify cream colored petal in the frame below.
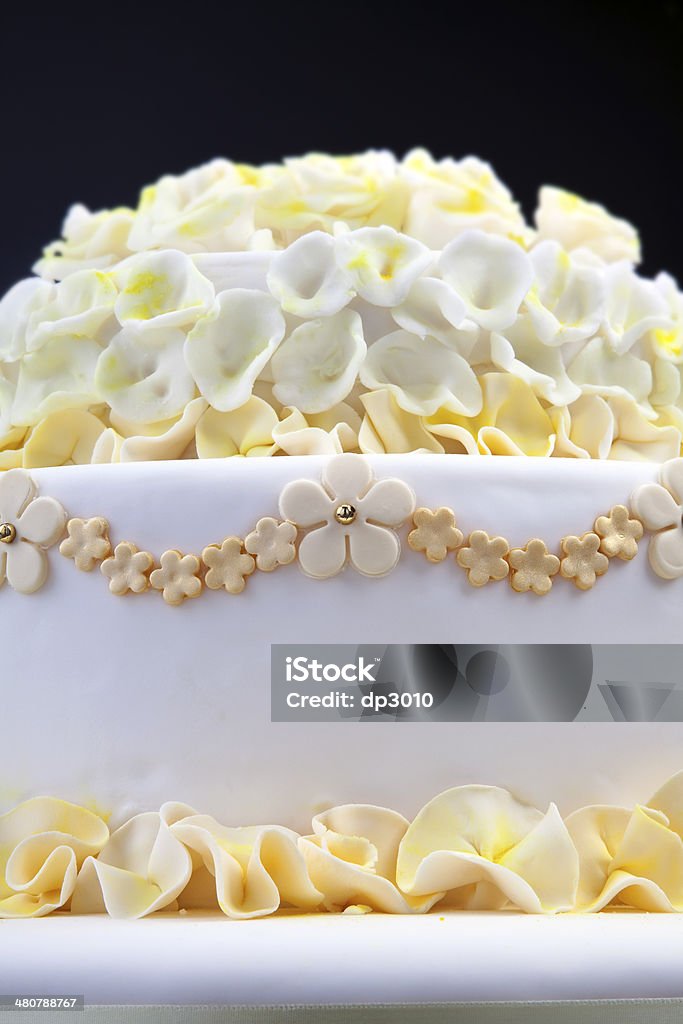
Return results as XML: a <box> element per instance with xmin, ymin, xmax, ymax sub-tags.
<box><xmin>0</xmin><ymin>467</ymin><xmax>36</xmax><ymax>522</ymax></box>
<box><xmin>271</xmin><ymin>309</ymin><xmax>366</xmax><ymax>413</ymax></box>
<box><xmin>661</xmin><ymin>457</ymin><xmax>683</xmax><ymax>506</ymax></box>
<box><xmin>71</xmin><ymin>812</ymin><xmax>192</xmax><ymax>919</ymax></box>
<box><xmin>266</xmin><ymin>231</ymin><xmax>354</xmax><ymax>317</ymax></box>
<box><xmin>272</xmin><ymin>406</ymin><xmax>359</xmax><ymax>456</ymax></box>
<box><xmin>565</xmin><ymin>804</ymin><xmax>632</xmax><ymax>908</ymax></box>
<box><xmin>397</xmin><ymin>785</ymin><xmax>543</xmax><ymax>893</ymax></box>
<box><xmin>16</xmin><ymin>496</ymin><xmax>66</xmax><ymax>546</ymax></box>
<box><xmin>312</xmin><ymin>805</ymin><xmax>411</xmax><ymax>881</ymax></box>
<box><xmin>195</xmin><ymin>398</ymin><xmax>278</xmax><ymax>458</ymax></box>
<box><xmin>335</xmin><ymin>226</ymin><xmax>432</xmax><ymax>307</ymax></box>
<box><xmin>6</xmin><ymin>541</ymin><xmax>48</xmax><ymax>594</ymax></box>
<box><xmin>439</xmin><ymin>230</ymin><xmax>534</xmax><ymax>331</ymax></box>
<box><xmin>608</xmin><ymin>397</ymin><xmax>682</xmax><ymax>463</ymax></box>
<box><xmin>647</xmin><ymin>771</ymin><xmax>683</xmax><ymax>839</ymax></box>
<box><xmin>23</xmin><ymin>410</ymin><xmax>107</xmax><ymax>468</ymax></box>
<box><xmin>322</xmin><ymin>451</ymin><xmax>375</xmax><ymax>500</ymax></box>
<box><xmin>279</xmin><ymin>479</ymin><xmax>332</xmax><ymax>527</ymax></box>
<box><xmin>171</xmin><ymin>817</ymin><xmax>321</xmax><ymax>919</ymax></box>
<box><xmin>184</xmin><ymin>289</ymin><xmax>285</xmax><ymax>411</ymax></box>
<box><xmin>534</xmin><ymin>186</ymin><xmax>640</xmax><ymax>263</ymax></box>
<box><xmin>611</xmin><ymin>805</ymin><xmax>683</xmax><ymax>910</ymax></box>
<box><xmin>95</xmin><ymin>326</ymin><xmax>196</xmax><ymax>423</ymax></box>
<box><xmin>118</xmin><ymin>397</ymin><xmax>207</xmax><ymax>462</ymax></box>
<box><xmin>0</xmin><ymin>797</ymin><xmax>108</xmax><ymax>919</ymax></box>
<box><xmin>348</xmin><ymin>521</ymin><xmax>400</xmax><ymax>577</ymax></box>
<box><xmin>425</xmin><ymin>373</ymin><xmax>556</xmax><ymax>458</ymax></box>
<box><xmin>359</xmin><ymin>389</ymin><xmax>444</xmax><ymax>454</ymax></box>
<box><xmin>648</xmin><ymin>525</ymin><xmax>683</xmax><ymax>579</ymax></box>
<box><xmin>497</xmin><ymin>803</ymin><xmax>578</xmax><ymax>912</ymax></box>
<box><xmin>630</xmin><ymin>482</ymin><xmax>680</xmax><ymax>531</ymax></box>
<box><xmin>361</xmin><ymin>329</ymin><xmax>482</xmax><ymax>417</ymax></box>
<box><xmin>357</xmin><ymin>478</ymin><xmax>415</xmax><ymax>526</ymax></box>
<box><xmin>299</xmin><ymin>835</ymin><xmax>434</xmax><ymax>914</ymax></box>
<box><xmin>297</xmin><ymin>523</ymin><xmax>348</xmax><ymax>579</ymax></box>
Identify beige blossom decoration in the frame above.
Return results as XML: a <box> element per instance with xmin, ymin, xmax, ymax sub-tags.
<box><xmin>60</xmin><ymin>517</ymin><xmax>112</xmax><ymax>572</ymax></box>
<box><xmin>560</xmin><ymin>533</ymin><xmax>609</xmax><ymax>590</ymax></box>
<box><xmin>101</xmin><ymin>542</ymin><xmax>154</xmax><ymax>595</ymax></box>
<box><xmin>150</xmin><ymin>550</ymin><xmax>202</xmax><ymax>606</ymax></box>
<box><xmin>244</xmin><ymin>517</ymin><xmax>297</xmax><ymax>572</ymax></box>
<box><xmin>202</xmin><ymin>537</ymin><xmax>255</xmax><ymax>595</ymax></box>
<box><xmin>457</xmin><ymin>530</ymin><xmax>510</xmax><ymax>587</ymax></box>
<box><xmin>594</xmin><ymin>505</ymin><xmax>643</xmax><ymax>561</ymax></box>
<box><xmin>408</xmin><ymin>507</ymin><xmax>463</xmax><ymax>563</ymax></box>
<box><xmin>508</xmin><ymin>539</ymin><xmax>560</xmax><ymax>595</ymax></box>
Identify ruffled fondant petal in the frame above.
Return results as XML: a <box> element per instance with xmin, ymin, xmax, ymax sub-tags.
<box><xmin>71</xmin><ymin>812</ymin><xmax>192</xmax><ymax>919</ymax></box>
<box><xmin>497</xmin><ymin>803</ymin><xmax>578</xmax><ymax>912</ymax></box>
<box><xmin>170</xmin><ymin>816</ymin><xmax>321</xmax><ymax>919</ymax></box>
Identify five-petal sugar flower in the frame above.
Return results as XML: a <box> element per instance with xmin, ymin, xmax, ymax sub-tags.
<box><xmin>0</xmin><ymin>469</ymin><xmax>66</xmax><ymax>593</ymax></box>
<box><xmin>3</xmin><ymin>149</ymin><xmax>683</xmax><ymax>467</ymax></box>
<box><xmin>279</xmin><ymin>454</ymin><xmax>415</xmax><ymax>578</ymax></box>
<box><xmin>632</xmin><ymin>457</ymin><xmax>683</xmax><ymax>578</ymax></box>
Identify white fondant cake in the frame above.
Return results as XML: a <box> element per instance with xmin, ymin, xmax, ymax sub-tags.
<box><xmin>1</xmin><ymin>151</ymin><xmax>683</xmax><ymax>945</ymax></box>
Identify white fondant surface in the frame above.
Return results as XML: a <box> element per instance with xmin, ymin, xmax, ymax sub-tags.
<box><xmin>2</xmin><ymin>455</ymin><xmax>683</xmax><ymax>828</ymax></box>
<box><xmin>2</xmin><ymin>912</ymin><xmax>683</xmax><ymax>1004</ymax></box>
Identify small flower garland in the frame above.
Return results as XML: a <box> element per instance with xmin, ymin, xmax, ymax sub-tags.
<box><xmin>1</xmin><ymin>454</ymin><xmax>682</xmax><ymax>603</ymax></box>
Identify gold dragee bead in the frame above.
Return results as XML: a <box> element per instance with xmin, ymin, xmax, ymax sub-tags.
<box><xmin>0</xmin><ymin>523</ymin><xmax>17</xmax><ymax>544</ymax></box>
<box><xmin>334</xmin><ymin>503</ymin><xmax>357</xmax><ymax>525</ymax></box>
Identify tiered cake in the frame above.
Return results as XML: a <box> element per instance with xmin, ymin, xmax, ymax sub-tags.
<box><xmin>1</xmin><ymin>151</ymin><xmax>683</xmax><ymax>931</ymax></box>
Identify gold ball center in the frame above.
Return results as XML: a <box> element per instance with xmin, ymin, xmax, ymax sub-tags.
<box><xmin>0</xmin><ymin>522</ymin><xmax>17</xmax><ymax>544</ymax></box>
<box><xmin>334</xmin><ymin>503</ymin><xmax>357</xmax><ymax>526</ymax></box>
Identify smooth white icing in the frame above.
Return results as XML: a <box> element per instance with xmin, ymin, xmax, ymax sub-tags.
<box><xmin>2</xmin><ymin>455</ymin><xmax>682</xmax><ymax>838</ymax></box>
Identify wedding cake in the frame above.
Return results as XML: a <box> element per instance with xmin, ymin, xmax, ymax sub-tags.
<box><xmin>1</xmin><ymin>150</ymin><xmax>682</xmax><ymax>945</ymax></box>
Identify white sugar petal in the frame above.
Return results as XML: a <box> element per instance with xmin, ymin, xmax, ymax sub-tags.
<box><xmin>185</xmin><ymin>289</ymin><xmax>285</xmax><ymax>411</ymax></box>
<box><xmin>266</xmin><ymin>232</ymin><xmax>354</xmax><ymax>317</ymax></box>
<box><xmin>96</xmin><ymin>326</ymin><xmax>196</xmax><ymax>423</ymax></box>
<box><xmin>361</xmin><ymin>329</ymin><xmax>482</xmax><ymax>417</ymax></box>
<box><xmin>335</xmin><ymin>226</ymin><xmax>432</xmax><ymax>307</ymax></box>
<box><xmin>439</xmin><ymin>230</ymin><xmax>533</xmax><ymax>331</ymax></box>
<box><xmin>271</xmin><ymin>309</ymin><xmax>366</xmax><ymax>413</ymax></box>
<box><xmin>0</xmin><ymin>278</ymin><xmax>55</xmax><ymax>361</ymax></box>
<box><xmin>13</xmin><ymin>336</ymin><xmax>102</xmax><ymax>426</ymax></box>
<box><xmin>113</xmin><ymin>250</ymin><xmax>215</xmax><ymax>330</ymax></box>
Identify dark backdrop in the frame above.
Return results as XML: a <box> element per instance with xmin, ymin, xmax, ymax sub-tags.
<box><xmin>1</xmin><ymin>1</ymin><xmax>681</xmax><ymax>294</ymax></box>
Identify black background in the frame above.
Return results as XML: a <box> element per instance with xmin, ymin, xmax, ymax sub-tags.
<box><xmin>1</xmin><ymin>2</ymin><xmax>681</xmax><ymax>294</ymax></box>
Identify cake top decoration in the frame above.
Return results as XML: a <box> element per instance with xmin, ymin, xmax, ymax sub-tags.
<box><xmin>1</xmin><ymin>149</ymin><xmax>681</xmax><ymax>469</ymax></box>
